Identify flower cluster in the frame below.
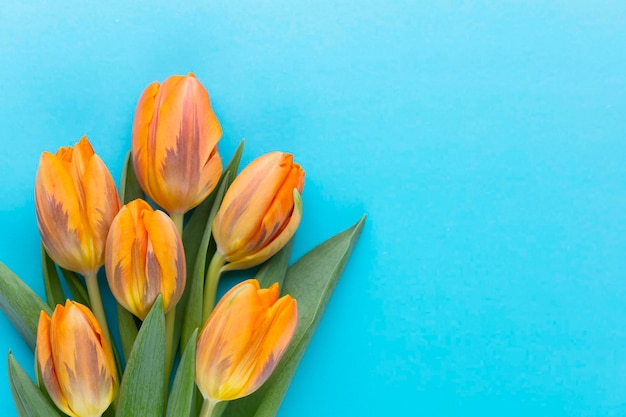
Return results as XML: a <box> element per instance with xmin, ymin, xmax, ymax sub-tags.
<box><xmin>0</xmin><ymin>73</ymin><xmax>364</xmax><ymax>417</ymax></box>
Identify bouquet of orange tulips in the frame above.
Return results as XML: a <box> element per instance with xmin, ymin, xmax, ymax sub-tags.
<box><xmin>0</xmin><ymin>74</ymin><xmax>365</xmax><ymax>417</ymax></box>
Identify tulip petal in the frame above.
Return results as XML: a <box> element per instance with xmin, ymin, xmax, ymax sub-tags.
<box><xmin>157</xmin><ymin>76</ymin><xmax>222</xmax><ymax>210</ymax></box>
<box><xmin>132</xmin><ymin>81</ymin><xmax>160</xmax><ymax>199</ymax></box>
<box><xmin>106</xmin><ymin>201</ymin><xmax>150</xmax><ymax>319</ymax></box>
<box><xmin>35</xmin><ymin>153</ymin><xmax>87</xmax><ymax>274</ymax></box>
<box><xmin>143</xmin><ymin>210</ymin><xmax>186</xmax><ymax>313</ymax></box>
<box><xmin>37</xmin><ymin>311</ymin><xmax>73</xmax><ymax>416</ymax></box>
<box><xmin>238</xmin><ymin>295</ymin><xmax>298</xmax><ymax>395</ymax></box>
<box><xmin>222</xmin><ymin>189</ymin><xmax>303</xmax><ymax>272</ymax></box>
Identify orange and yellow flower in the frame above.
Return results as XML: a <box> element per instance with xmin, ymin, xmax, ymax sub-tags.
<box><xmin>195</xmin><ymin>279</ymin><xmax>298</xmax><ymax>402</ymax></box>
<box><xmin>105</xmin><ymin>199</ymin><xmax>186</xmax><ymax>320</ymax></box>
<box><xmin>212</xmin><ymin>152</ymin><xmax>304</xmax><ymax>271</ymax></box>
<box><xmin>132</xmin><ymin>73</ymin><xmax>222</xmax><ymax>215</ymax></box>
<box><xmin>35</xmin><ymin>136</ymin><xmax>121</xmax><ymax>276</ymax></box>
<box><xmin>36</xmin><ymin>301</ymin><xmax>117</xmax><ymax>417</ymax></box>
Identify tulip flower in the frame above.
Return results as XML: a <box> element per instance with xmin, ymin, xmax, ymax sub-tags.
<box><xmin>36</xmin><ymin>301</ymin><xmax>117</xmax><ymax>417</ymax></box>
<box><xmin>195</xmin><ymin>279</ymin><xmax>298</xmax><ymax>416</ymax></box>
<box><xmin>202</xmin><ymin>152</ymin><xmax>304</xmax><ymax>320</ymax></box>
<box><xmin>35</xmin><ymin>136</ymin><xmax>121</xmax><ymax>277</ymax></box>
<box><xmin>132</xmin><ymin>73</ymin><xmax>222</xmax><ymax>220</ymax></box>
<box><xmin>105</xmin><ymin>199</ymin><xmax>186</xmax><ymax>320</ymax></box>
<box><xmin>213</xmin><ymin>152</ymin><xmax>304</xmax><ymax>271</ymax></box>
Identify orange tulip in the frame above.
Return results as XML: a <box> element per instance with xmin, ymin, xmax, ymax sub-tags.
<box><xmin>35</xmin><ymin>136</ymin><xmax>121</xmax><ymax>277</ymax></box>
<box><xmin>195</xmin><ymin>279</ymin><xmax>298</xmax><ymax>403</ymax></box>
<box><xmin>105</xmin><ymin>199</ymin><xmax>186</xmax><ymax>320</ymax></box>
<box><xmin>132</xmin><ymin>73</ymin><xmax>222</xmax><ymax>215</ymax></box>
<box><xmin>212</xmin><ymin>152</ymin><xmax>304</xmax><ymax>271</ymax></box>
<box><xmin>36</xmin><ymin>301</ymin><xmax>117</xmax><ymax>417</ymax></box>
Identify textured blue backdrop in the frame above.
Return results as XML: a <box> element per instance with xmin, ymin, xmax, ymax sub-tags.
<box><xmin>1</xmin><ymin>1</ymin><xmax>626</xmax><ymax>415</ymax></box>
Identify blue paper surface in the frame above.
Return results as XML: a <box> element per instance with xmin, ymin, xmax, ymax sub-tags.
<box><xmin>1</xmin><ymin>1</ymin><xmax>626</xmax><ymax>415</ymax></box>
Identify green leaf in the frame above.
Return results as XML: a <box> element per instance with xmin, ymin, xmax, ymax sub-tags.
<box><xmin>8</xmin><ymin>352</ymin><xmax>62</xmax><ymax>417</ymax></box>
<box><xmin>0</xmin><ymin>262</ymin><xmax>51</xmax><ymax>351</ymax></box>
<box><xmin>116</xmin><ymin>303</ymin><xmax>139</xmax><ymax>366</ymax></box>
<box><xmin>40</xmin><ymin>247</ymin><xmax>65</xmax><ymax>308</ymax></box>
<box><xmin>59</xmin><ymin>268</ymin><xmax>90</xmax><ymax>307</ymax></box>
<box><xmin>116</xmin><ymin>296</ymin><xmax>166</xmax><ymax>417</ymax></box>
<box><xmin>120</xmin><ymin>150</ymin><xmax>145</xmax><ymax>204</ymax></box>
<box><xmin>221</xmin><ymin>215</ymin><xmax>366</xmax><ymax>417</ymax></box>
<box><xmin>180</xmin><ymin>174</ymin><xmax>230</xmax><ymax>351</ymax></box>
<box><xmin>102</xmin><ymin>405</ymin><xmax>116</xmax><ymax>417</ymax></box>
<box><xmin>165</xmin><ymin>330</ymin><xmax>198</xmax><ymax>417</ymax></box>
<box><xmin>256</xmin><ymin>238</ymin><xmax>294</xmax><ymax>289</ymax></box>
<box><xmin>176</xmin><ymin>141</ymin><xmax>244</xmax><ymax>349</ymax></box>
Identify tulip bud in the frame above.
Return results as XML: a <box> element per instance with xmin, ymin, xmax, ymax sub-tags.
<box><xmin>195</xmin><ymin>279</ymin><xmax>298</xmax><ymax>402</ymax></box>
<box><xmin>35</xmin><ymin>136</ymin><xmax>121</xmax><ymax>276</ymax></box>
<box><xmin>105</xmin><ymin>199</ymin><xmax>186</xmax><ymax>320</ymax></box>
<box><xmin>213</xmin><ymin>152</ymin><xmax>304</xmax><ymax>271</ymax></box>
<box><xmin>36</xmin><ymin>301</ymin><xmax>117</xmax><ymax>417</ymax></box>
<box><xmin>132</xmin><ymin>73</ymin><xmax>222</xmax><ymax>215</ymax></box>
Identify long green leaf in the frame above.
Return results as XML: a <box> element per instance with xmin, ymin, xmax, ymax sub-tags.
<box><xmin>8</xmin><ymin>353</ymin><xmax>62</xmax><ymax>417</ymax></box>
<box><xmin>59</xmin><ymin>268</ymin><xmax>90</xmax><ymax>307</ymax></box>
<box><xmin>256</xmin><ymin>238</ymin><xmax>294</xmax><ymax>289</ymax></box>
<box><xmin>120</xmin><ymin>150</ymin><xmax>145</xmax><ymax>203</ymax></box>
<box><xmin>40</xmin><ymin>247</ymin><xmax>65</xmax><ymax>308</ymax></box>
<box><xmin>221</xmin><ymin>215</ymin><xmax>366</xmax><ymax>417</ymax></box>
<box><xmin>0</xmin><ymin>262</ymin><xmax>51</xmax><ymax>351</ymax></box>
<box><xmin>116</xmin><ymin>303</ymin><xmax>139</xmax><ymax>366</ymax></box>
<box><xmin>180</xmin><ymin>175</ymin><xmax>230</xmax><ymax>351</ymax></box>
<box><xmin>165</xmin><ymin>330</ymin><xmax>198</xmax><ymax>417</ymax></box>
<box><xmin>116</xmin><ymin>296</ymin><xmax>166</xmax><ymax>417</ymax></box>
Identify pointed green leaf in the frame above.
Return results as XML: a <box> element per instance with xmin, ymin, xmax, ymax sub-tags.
<box><xmin>222</xmin><ymin>215</ymin><xmax>366</xmax><ymax>417</ymax></box>
<box><xmin>59</xmin><ymin>268</ymin><xmax>90</xmax><ymax>307</ymax></box>
<box><xmin>180</xmin><ymin>175</ymin><xmax>230</xmax><ymax>351</ymax></box>
<box><xmin>0</xmin><ymin>262</ymin><xmax>51</xmax><ymax>351</ymax></box>
<box><xmin>40</xmin><ymin>247</ymin><xmax>65</xmax><ymax>308</ymax></box>
<box><xmin>120</xmin><ymin>151</ymin><xmax>145</xmax><ymax>204</ymax></box>
<box><xmin>256</xmin><ymin>238</ymin><xmax>294</xmax><ymax>289</ymax></box>
<box><xmin>8</xmin><ymin>353</ymin><xmax>62</xmax><ymax>417</ymax></box>
<box><xmin>166</xmin><ymin>330</ymin><xmax>198</xmax><ymax>417</ymax></box>
<box><xmin>116</xmin><ymin>296</ymin><xmax>166</xmax><ymax>417</ymax></box>
<box><xmin>117</xmin><ymin>303</ymin><xmax>139</xmax><ymax>366</ymax></box>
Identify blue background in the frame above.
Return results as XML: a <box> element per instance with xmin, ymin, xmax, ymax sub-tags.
<box><xmin>1</xmin><ymin>1</ymin><xmax>626</xmax><ymax>415</ymax></box>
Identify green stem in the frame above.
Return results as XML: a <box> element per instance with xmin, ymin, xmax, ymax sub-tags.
<box><xmin>164</xmin><ymin>308</ymin><xmax>176</xmax><ymax>389</ymax></box>
<box><xmin>200</xmin><ymin>398</ymin><xmax>219</xmax><ymax>417</ymax></box>
<box><xmin>165</xmin><ymin>210</ymin><xmax>184</xmax><ymax>391</ymax></box>
<box><xmin>202</xmin><ymin>252</ymin><xmax>226</xmax><ymax>322</ymax></box>
<box><xmin>84</xmin><ymin>272</ymin><xmax>113</xmax><ymax>347</ymax></box>
<box><xmin>170</xmin><ymin>212</ymin><xmax>184</xmax><ymax>236</ymax></box>
<box><xmin>84</xmin><ymin>272</ymin><xmax>122</xmax><ymax>381</ymax></box>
